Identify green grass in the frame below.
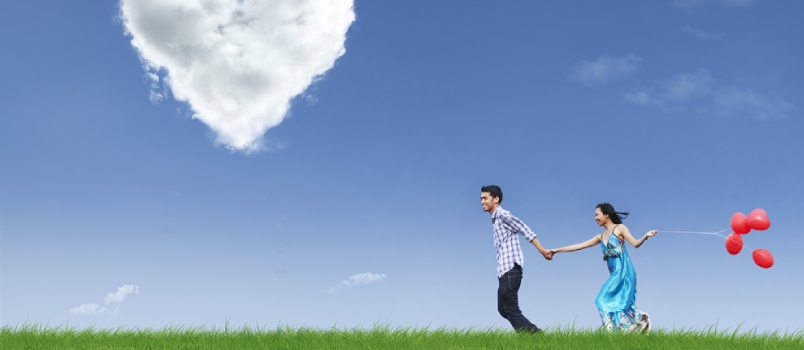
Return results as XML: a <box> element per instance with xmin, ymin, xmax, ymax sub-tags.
<box><xmin>2</xmin><ymin>323</ymin><xmax>803</xmax><ymax>349</ymax></box>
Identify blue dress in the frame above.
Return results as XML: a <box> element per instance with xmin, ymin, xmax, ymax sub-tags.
<box><xmin>595</xmin><ymin>229</ymin><xmax>651</xmax><ymax>332</ymax></box>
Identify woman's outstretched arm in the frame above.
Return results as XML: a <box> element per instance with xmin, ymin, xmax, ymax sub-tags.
<box><xmin>551</xmin><ymin>235</ymin><xmax>601</xmax><ymax>253</ymax></box>
<box><xmin>618</xmin><ymin>225</ymin><xmax>658</xmax><ymax>248</ymax></box>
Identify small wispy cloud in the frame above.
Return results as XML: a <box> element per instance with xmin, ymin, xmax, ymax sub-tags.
<box><xmin>104</xmin><ymin>285</ymin><xmax>139</xmax><ymax>304</ymax></box>
<box><xmin>70</xmin><ymin>284</ymin><xmax>139</xmax><ymax>316</ymax></box>
<box><xmin>624</xmin><ymin>69</ymin><xmax>713</xmax><ymax>107</ymax></box>
<box><xmin>69</xmin><ymin>304</ymin><xmax>109</xmax><ymax>316</ymax></box>
<box><xmin>329</xmin><ymin>272</ymin><xmax>387</xmax><ymax>293</ymax></box>
<box><xmin>624</xmin><ymin>69</ymin><xmax>792</xmax><ymax>120</ymax></box>
<box><xmin>569</xmin><ymin>55</ymin><xmax>642</xmax><ymax>87</ymax></box>
<box><xmin>682</xmin><ymin>25</ymin><xmax>723</xmax><ymax>39</ymax></box>
<box><xmin>714</xmin><ymin>87</ymin><xmax>793</xmax><ymax>120</ymax></box>
<box><xmin>624</xmin><ymin>69</ymin><xmax>713</xmax><ymax>106</ymax></box>
<box><xmin>673</xmin><ymin>0</ymin><xmax>760</xmax><ymax>12</ymax></box>
<box><xmin>624</xmin><ymin>89</ymin><xmax>660</xmax><ymax>106</ymax></box>
<box><xmin>146</xmin><ymin>72</ymin><xmax>164</xmax><ymax>103</ymax></box>
<box><xmin>663</xmin><ymin>69</ymin><xmax>715</xmax><ymax>102</ymax></box>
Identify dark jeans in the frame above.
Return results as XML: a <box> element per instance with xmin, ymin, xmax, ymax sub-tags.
<box><xmin>497</xmin><ymin>264</ymin><xmax>540</xmax><ymax>333</ymax></box>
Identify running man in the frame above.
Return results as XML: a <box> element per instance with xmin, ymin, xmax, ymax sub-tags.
<box><xmin>481</xmin><ymin>185</ymin><xmax>552</xmax><ymax>333</ymax></box>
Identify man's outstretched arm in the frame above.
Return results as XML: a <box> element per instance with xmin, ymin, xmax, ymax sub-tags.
<box><xmin>530</xmin><ymin>237</ymin><xmax>552</xmax><ymax>260</ymax></box>
<box><xmin>501</xmin><ymin>213</ymin><xmax>552</xmax><ymax>260</ymax></box>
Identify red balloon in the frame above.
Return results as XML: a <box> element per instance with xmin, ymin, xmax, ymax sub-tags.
<box><xmin>725</xmin><ymin>233</ymin><xmax>743</xmax><ymax>255</ymax></box>
<box><xmin>752</xmin><ymin>249</ymin><xmax>774</xmax><ymax>269</ymax></box>
<box><xmin>747</xmin><ymin>208</ymin><xmax>771</xmax><ymax>231</ymax></box>
<box><xmin>730</xmin><ymin>212</ymin><xmax>751</xmax><ymax>234</ymax></box>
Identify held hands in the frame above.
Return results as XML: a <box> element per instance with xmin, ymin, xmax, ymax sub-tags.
<box><xmin>540</xmin><ymin>249</ymin><xmax>554</xmax><ymax>260</ymax></box>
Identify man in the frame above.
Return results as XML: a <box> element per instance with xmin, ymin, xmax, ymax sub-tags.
<box><xmin>481</xmin><ymin>185</ymin><xmax>552</xmax><ymax>333</ymax></box>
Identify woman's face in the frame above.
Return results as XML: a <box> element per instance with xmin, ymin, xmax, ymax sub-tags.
<box><xmin>594</xmin><ymin>207</ymin><xmax>609</xmax><ymax>227</ymax></box>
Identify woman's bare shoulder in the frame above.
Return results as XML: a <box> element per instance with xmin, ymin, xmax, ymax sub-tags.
<box><xmin>614</xmin><ymin>224</ymin><xmax>630</xmax><ymax>237</ymax></box>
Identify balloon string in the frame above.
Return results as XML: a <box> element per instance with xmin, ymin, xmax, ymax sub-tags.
<box><xmin>712</xmin><ymin>228</ymin><xmax>733</xmax><ymax>235</ymax></box>
<box><xmin>660</xmin><ymin>230</ymin><xmax>723</xmax><ymax>235</ymax></box>
<box><xmin>659</xmin><ymin>228</ymin><xmax>754</xmax><ymax>252</ymax></box>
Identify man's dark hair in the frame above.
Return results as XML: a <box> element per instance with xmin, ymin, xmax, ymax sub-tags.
<box><xmin>481</xmin><ymin>185</ymin><xmax>503</xmax><ymax>204</ymax></box>
<box><xmin>596</xmin><ymin>203</ymin><xmax>629</xmax><ymax>224</ymax></box>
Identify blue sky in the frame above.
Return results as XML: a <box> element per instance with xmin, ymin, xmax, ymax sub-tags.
<box><xmin>2</xmin><ymin>0</ymin><xmax>803</xmax><ymax>332</ymax></box>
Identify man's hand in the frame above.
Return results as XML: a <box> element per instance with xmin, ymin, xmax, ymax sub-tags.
<box><xmin>530</xmin><ymin>238</ymin><xmax>552</xmax><ymax>260</ymax></box>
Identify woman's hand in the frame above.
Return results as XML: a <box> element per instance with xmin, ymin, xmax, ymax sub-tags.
<box><xmin>632</xmin><ymin>230</ymin><xmax>658</xmax><ymax>248</ymax></box>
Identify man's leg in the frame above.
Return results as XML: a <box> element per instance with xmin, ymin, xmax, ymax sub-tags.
<box><xmin>497</xmin><ymin>277</ymin><xmax>509</xmax><ymax>320</ymax></box>
<box><xmin>498</xmin><ymin>264</ymin><xmax>540</xmax><ymax>333</ymax></box>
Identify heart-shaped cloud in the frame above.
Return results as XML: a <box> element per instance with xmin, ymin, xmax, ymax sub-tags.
<box><xmin>119</xmin><ymin>0</ymin><xmax>356</xmax><ymax>151</ymax></box>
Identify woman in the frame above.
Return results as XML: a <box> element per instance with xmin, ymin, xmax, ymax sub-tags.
<box><xmin>550</xmin><ymin>203</ymin><xmax>657</xmax><ymax>332</ymax></box>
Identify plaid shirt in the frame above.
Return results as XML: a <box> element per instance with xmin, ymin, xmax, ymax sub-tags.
<box><xmin>491</xmin><ymin>207</ymin><xmax>537</xmax><ymax>278</ymax></box>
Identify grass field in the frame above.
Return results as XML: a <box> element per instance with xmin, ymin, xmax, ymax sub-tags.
<box><xmin>3</xmin><ymin>323</ymin><xmax>803</xmax><ymax>349</ymax></box>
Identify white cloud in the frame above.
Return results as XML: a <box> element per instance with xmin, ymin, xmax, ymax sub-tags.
<box><xmin>673</xmin><ymin>0</ymin><xmax>759</xmax><ymax>12</ymax></box>
<box><xmin>69</xmin><ymin>304</ymin><xmax>109</xmax><ymax>315</ymax></box>
<box><xmin>70</xmin><ymin>284</ymin><xmax>139</xmax><ymax>316</ymax></box>
<box><xmin>623</xmin><ymin>69</ymin><xmax>713</xmax><ymax>106</ymax></box>
<box><xmin>624</xmin><ymin>89</ymin><xmax>660</xmax><ymax>106</ymax></box>
<box><xmin>119</xmin><ymin>0</ymin><xmax>356</xmax><ymax>152</ymax></box>
<box><xmin>104</xmin><ymin>284</ymin><xmax>139</xmax><ymax>305</ymax></box>
<box><xmin>682</xmin><ymin>25</ymin><xmax>723</xmax><ymax>39</ymax></box>
<box><xmin>329</xmin><ymin>272</ymin><xmax>387</xmax><ymax>293</ymax></box>
<box><xmin>715</xmin><ymin>87</ymin><xmax>793</xmax><ymax>120</ymax></box>
<box><xmin>625</xmin><ymin>70</ymin><xmax>792</xmax><ymax>120</ymax></box>
<box><xmin>146</xmin><ymin>72</ymin><xmax>164</xmax><ymax>103</ymax></box>
<box><xmin>569</xmin><ymin>55</ymin><xmax>642</xmax><ymax>87</ymax></box>
<box><xmin>662</xmin><ymin>69</ymin><xmax>715</xmax><ymax>102</ymax></box>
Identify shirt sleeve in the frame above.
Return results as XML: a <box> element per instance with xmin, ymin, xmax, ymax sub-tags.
<box><xmin>502</xmin><ymin>212</ymin><xmax>537</xmax><ymax>241</ymax></box>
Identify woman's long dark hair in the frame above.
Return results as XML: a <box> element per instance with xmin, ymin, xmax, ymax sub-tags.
<box><xmin>597</xmin><ymin>203</ymin><xmax>629</xmax><ymax>224</ymax></box>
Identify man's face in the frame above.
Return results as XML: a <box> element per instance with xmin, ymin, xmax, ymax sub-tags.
<box><xmin>480</xmin><ymin>192</ymin><xmax>499</xmax><ymax>212</ymax></box>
